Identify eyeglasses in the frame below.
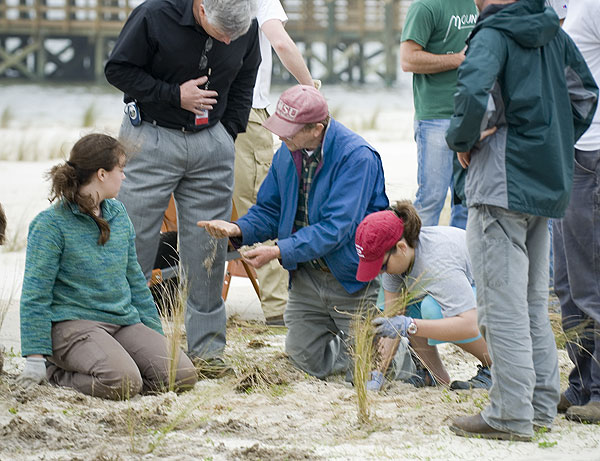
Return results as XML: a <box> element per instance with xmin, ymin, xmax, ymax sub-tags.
<box><xmin>199</xmin><ymin>37</ymin><xmax>213</xmax><ymax>72</ymax></box>
<box><xmin>380</xmin><ymin>250</ymin><xmax>393</xmax><ymax>273</ymax></box>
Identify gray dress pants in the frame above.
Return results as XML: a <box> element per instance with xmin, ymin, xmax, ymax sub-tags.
<box><xmin>118</xmin><ymin>118</ymin><xmax>235</xmax><ymax>360</ymax></box>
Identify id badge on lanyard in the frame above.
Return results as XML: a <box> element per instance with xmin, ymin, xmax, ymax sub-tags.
<box><xmin>195</xmin><ymin>67</ymin><xmax>211</xmax><ymax>126</ymax></box>
<box><xmin>195</xmin><ymin>110</ymin><xmax>209</xmax><ymax>126</ymax></box>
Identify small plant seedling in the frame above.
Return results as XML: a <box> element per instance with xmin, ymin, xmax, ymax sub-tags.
<box><xmin>538</xmin><ymin>440</ymin><xmax>558</xmax><ymax>448</ymax></box>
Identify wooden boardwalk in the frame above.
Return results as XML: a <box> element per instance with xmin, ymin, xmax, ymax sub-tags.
<box><xmin>0</xmin><ymin>0</ymin><xmax>411</xmax><ymax>84</ymax></box>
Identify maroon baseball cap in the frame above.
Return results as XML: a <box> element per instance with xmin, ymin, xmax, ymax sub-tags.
<box><xmin>355</xmin><ymin>210</ymin><xmax>405</xmax><ymax>282</ymax></box>
<box><xmin>263</xmin><ymin>85</ymin><xmax>329</xmax><ymax>138</ymax></box>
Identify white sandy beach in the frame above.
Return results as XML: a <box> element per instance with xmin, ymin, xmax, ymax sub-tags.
<box><xmin>1</xmin><ymin>83</ymin><xmax>599</xmax><ymax>461</ymax></box>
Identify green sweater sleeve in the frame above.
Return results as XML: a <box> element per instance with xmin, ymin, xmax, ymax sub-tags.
<box><xmin>125</xmin><ymin>217</ymin><xmax>164</xmax><ymax>335</ymax></box>
<box><xmin>20</xmin><ymin>211</ymin><xmax>64</xmax><ymax>356</ymax></box>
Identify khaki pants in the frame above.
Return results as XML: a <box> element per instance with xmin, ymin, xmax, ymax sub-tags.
<box><xmin>233</xmin><ymin>108</ymin><xmax>288</xmax><ymax>319</ymax></box>
<box><xmin>47</xmin><ymin>320</ymin><xmax>197</xmax><ymax>400</ymax></box>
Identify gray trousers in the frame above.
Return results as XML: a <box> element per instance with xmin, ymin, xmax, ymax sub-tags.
<box><xmin>467</xmin><ymin>205</ymin><xmax>560</xmax><ymax>436</ymax></box>
<box><xmin>48</xmin><ymin>320</ymin><xmax>197</xmax><ymax>400</ymax></box>
<box><xmin>284</xmin><ymin>266</ymin><xmax>379</xmax><ymax>379</ymax></box>
<box><xmin>553</xmin><ymin>148</ymin><xmax>600</xmax><ymax>405</ymax></box>
<box><xmin>119</xmin><ymin>118</ymin><xmax>235</xmax><ymax>359</ymax></box>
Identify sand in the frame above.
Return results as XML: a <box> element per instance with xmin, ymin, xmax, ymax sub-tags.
<box><xmin>1</xmin><ymin>84</ymin><xmax>599</xmax><ymax>460</ymax></box>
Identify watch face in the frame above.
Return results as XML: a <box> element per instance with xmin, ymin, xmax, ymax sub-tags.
<box><xmin>408</xmin><ymin>321</ymin><xmax>418</xmax><ymax>335</ymax></box>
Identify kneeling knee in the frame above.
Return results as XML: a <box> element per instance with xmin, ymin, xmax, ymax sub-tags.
<box><xmin>97</xmin><ymin>368</ymin><xmax>143</xmax><ymax>400</ymax></box>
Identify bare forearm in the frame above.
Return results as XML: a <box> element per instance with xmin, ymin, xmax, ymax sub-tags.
<box><xmin>413</xmin><ymin>315</ymin><xmax>479</xmax><ymax>342</ymax></box>
<box><xmin>262</xmin><ymin>19</ymin><xmax>313</xmax><ymax>86</ymax></box>
<box><xmin>400</xmin><ymin>41</ymin><xmax>464</xmax><ymax>74</ymax></box>
<box><xmin>272</xmin><ymin>39</ymin><xmax>313</xmax><ymax>85</ymax></box>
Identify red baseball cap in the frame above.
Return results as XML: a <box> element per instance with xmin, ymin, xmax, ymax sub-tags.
<box><xmin>263</xmin><ymin>85</ymin><xmax>329</xmax><ymax>138</ymax></box>
<box><xmin>355</xmin><ymin>210</ymin><xmax>404</xmax><ymax>282</ymax></box>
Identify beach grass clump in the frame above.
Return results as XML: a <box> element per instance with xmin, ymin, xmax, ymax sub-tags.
<box><xmin>155</xmin><ymin>260</ymin><xmax>188</xmax><ymax>392</ymax></box>
<box><xmin>351</xmin><ymin>304</ymin><xmax>378</xmax><ymax>424</ymax></box>
<box><xmin>0</xmin><ymin>261</ymin><xmax>22</xmax><ymax>374</ymax></box>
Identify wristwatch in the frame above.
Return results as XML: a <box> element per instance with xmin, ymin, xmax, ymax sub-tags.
<box><xmin>407</xmin><ymin>320</ymin><xmax>418</xmax><ymax>335</ymax></box>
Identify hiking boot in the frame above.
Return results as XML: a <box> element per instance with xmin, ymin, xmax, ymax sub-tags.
<box><xmin>450</xmin><ymin>365</ymin><xmax>492</xmax><ymax>390</ymax></box>
<box><xmin>557</xmin><ymin>392</ymin><xmax>572</xmax><ymax>413</ymax></box>
<box><xmin>265</xmin><ymin>314</ymin><xmax>285</xmax><ymax>326</ymax></box>
<box><xmin>405</xmin><ymin>359</ymin><xmax>438</xmax><ymax>388</ymax></box>
<box><xmin>566</xmin><ymin>401</ymin><xmax>600</xmax><ymax>424</ymax></box>
<box><xmin>450</xmin><ymin>413</ymin><xmax>532</xmax><ymax>442</ymax></box>
<box><xmin>533</xmin><ymin>424</ymin><xmax>551</xmax><ymax>433</ymax></box>
<box><xmin>192</xmin><ymin>357</ymin><xmax>234</xmax><ymax>379</ymax></box>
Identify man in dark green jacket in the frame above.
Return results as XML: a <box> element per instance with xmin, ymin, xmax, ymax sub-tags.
<box><xmin>446</xmin><ymin>0</ymin><xmax>598</xmax><ymax>441</ymax></box>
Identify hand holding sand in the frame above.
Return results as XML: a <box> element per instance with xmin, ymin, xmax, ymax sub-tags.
<box><xmin>241</xmin><ymin>245</ymin><xmax>281</xmax><ymax>269</ymax></box>
<box><xmin>197</xmin><ymin>220</ymin><xmax>241</xmax><ymax>239</ymax></box>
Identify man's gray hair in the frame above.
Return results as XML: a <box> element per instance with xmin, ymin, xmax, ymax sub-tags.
<box><xmin>203</xmin><ymin>0</ymin><xmax>257</xmax><ymax>41</ymax></box>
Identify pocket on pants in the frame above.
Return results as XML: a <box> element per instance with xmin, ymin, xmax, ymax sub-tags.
<box><xmin>51</xmin><ymin>321</ymin><xmax>109</xmax><ymax>370</ymax></box>
<box><xmin>479</xmin><ymin>207</ymin><xmax>510</xmax><ymax>289</ymax></box>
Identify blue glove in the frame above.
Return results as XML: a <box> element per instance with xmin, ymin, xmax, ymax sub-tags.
<box><xmin>366</xmin><ymin>370</ymin><xmax>385</xmax><ymax>391</ymax></box>
<box><xmin>372</xmin><ymin>315</ymin><xmax>413</xmax><ymax>338</ymax></box>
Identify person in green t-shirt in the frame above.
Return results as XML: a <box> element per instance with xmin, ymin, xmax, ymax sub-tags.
<box><xmin>400</xmin><ymin>0</ymin><xmax>478</xmax><ymax>229</ymax></box>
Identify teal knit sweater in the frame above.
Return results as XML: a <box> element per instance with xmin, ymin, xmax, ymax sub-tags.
<box><xmin>20</xmin><ymin>199</ymin><xmax>163</xmax><ymax>356</ymax></box>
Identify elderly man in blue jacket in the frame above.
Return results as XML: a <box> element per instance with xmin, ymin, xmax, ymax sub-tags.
<box><xmin>199</xmin><ymin>85</ymin><xmax>388</xmax><ymax>378</ymax></box>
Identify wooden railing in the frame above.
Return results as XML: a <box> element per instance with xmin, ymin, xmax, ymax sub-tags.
<box><xmin>0</xmin><ymin>0</ymin><xmax>410</xmax><ymax>37</ymax></box>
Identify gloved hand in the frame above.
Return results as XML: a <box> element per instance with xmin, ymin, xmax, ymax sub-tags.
<box><xmin>16</xmin><ymin>357</ymin><xmax>47</xmax><ymax>388</ymax></box>
<box><xmin>372</xmin><ymin>315</ymin><xmax>414</xmax><ymax>338</ymax></box>
<box><xmin>366</xmin><ymin>370</ymin><xmax>385</xmax><ymax>391</ymax></box>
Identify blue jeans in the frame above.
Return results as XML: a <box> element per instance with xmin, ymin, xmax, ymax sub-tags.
<box><xmin>553</xmin><ymin>148</ymin><xmax>600</xmax><ymax>405</ymax></box>
<box><xmin>468</xmin><ymin>205</ymin><xmax>559</xmax><ymax>436</ymax></box>
<box><xmin>413</xmin><ymin>119</ymin><xmax>468</xmax><ymax>228</ymax></box>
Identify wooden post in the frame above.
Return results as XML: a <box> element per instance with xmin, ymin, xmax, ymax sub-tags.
<box><xmin>94</xmin><ymin>35</ymin><xmax>105</xmax><ymax>82</ymax></box>
<box><xmin>326</xmin><ymin>0</ymin><xmax>336</xmax><ymax>82</ymax></box>
<box><xmin>384</xmin><ymin>0</ymin><xmax>397</xmax><ymax>87</ymax></box>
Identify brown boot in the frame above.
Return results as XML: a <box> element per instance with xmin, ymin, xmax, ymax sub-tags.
<box><xmin>557</xmin><ymin>392</ymin><xmax>572</xmax><ymax>413</ymax></box>
<box><xmin>450</xmin><ymin>413</ymin><xmax>532</xmax><ymax>442</ymax></box>
<box><xmin>566</xmin><ymin>401</ymin><xmax>600</xmax><ymax>424</ymax></box>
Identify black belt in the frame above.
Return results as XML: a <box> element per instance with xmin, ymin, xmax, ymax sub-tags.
<box><xmin>142</xmin><ymin>115</ymin><xmax>202</xmax><ymax>133</ymax></box>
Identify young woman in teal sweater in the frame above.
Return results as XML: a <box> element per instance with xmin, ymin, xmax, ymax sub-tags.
<box><xmin>17</xmin><ymin>134</ymin><xmax>197</xmax><ymax>399</ymax></box>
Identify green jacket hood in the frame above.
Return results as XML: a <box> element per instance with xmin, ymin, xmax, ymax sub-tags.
<box><xmin>470</xmin><ymin>0</ymin><xmax>559</xmax><ymax>49</ymax></box>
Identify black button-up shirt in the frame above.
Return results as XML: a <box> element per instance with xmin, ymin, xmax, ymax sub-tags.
<box><xmin>105</xmin><ymin>0</ymin><xmax>261</xmax><ymax>138</ymax></box>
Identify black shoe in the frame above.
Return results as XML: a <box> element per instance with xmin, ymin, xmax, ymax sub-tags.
<box><xmin>265</xmin><ymin>314</ymin><xmax>285</xmax><ymax>326</ymax></box>
<box><xmin>405</xmin><ymin>352</ymin><xmax>438</xmax><ymax>388</ymax></box>
<box><xmin>192</xmin><ymin>357</ymin><xmax>234</xmax><ymax>379</ymax></box>
<box><xmin>450</xmin><ymin>365</ymin><xmax>492</xmax><ymax>390</ymax></box>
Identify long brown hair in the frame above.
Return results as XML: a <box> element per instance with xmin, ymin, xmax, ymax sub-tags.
<box><xmin>392</xmin><ymin>200</ymin><xmax>422</xmax><ymax>248</ymax></box>
<box><xmin>48</xmin><ymin>134</ymin><xmax>125</xmax><ymax>245</ymax></box>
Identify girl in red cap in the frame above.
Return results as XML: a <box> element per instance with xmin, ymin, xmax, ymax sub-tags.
<box><xmin>355</xmin><ymin>201</ymin><xmax>491</xmax><ymax>389</ymax></box>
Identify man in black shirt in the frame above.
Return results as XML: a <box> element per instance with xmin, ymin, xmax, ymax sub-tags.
<box><xmin>105</xmin><ymin>0</ymin><xmax>261</xmax><ymax>375</ymax></box>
